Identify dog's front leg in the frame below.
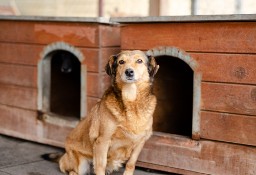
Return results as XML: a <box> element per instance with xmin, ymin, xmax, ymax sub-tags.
<box><xmin>123</xmin><ymin>139</ymin><xmax>146</xmax><ymax>175</ymax></box>
<box><xmin>93</xmin><ymin>120</ymin><xmax>117</xmax><ymax>175</ymax></box>
<box><xmin>93</xmin><ymin>136</ymin><xmax>111</xmax><ymax>175</ymax></box>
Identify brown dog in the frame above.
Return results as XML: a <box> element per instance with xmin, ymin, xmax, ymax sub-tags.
<box><xmin>59</xmin><ymin>50</ymin><xmax>159</xmax><ymax>175</ymax></box>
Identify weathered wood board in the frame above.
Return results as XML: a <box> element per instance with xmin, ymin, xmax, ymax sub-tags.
<box><xmin>138</xmin><ymin>133</ymin><xmax>256</xmax><ymax>175</ymax></box>
<box><xmin>201</xmin><ymin>111</ymin><xmax>256</xmax><ymax>146</ymax></box>
<box><xmin>0</xmin><ymin>18</ymin><xmax>119</xmax><ymax>148</ymax></box>
<box><xmin>201</xmin><ymin>82</ymin><xmax>256</xmax><ymax>116</ymax></box>
<box><xmin>117</xmin><ymin>17</ymin><xmax>256</xmax><ymax>174</ymax></box>
<box><xmin>121</xmin><ymin>22</ymin><xmax>256</xmax><ymax>53</ymax></box>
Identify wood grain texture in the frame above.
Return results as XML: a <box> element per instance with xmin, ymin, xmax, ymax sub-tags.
<box><xmin>0</xmin><ymin>21</ymin><xmax>99</xmax><ymax>47</ymax></box>
<box><xmin>99</xmin><ymin>25</ymin><xmax>120</xmax><ymax>47</ymax></box>
<box><xmin>0</xmin><ymin>43</ymin><xmax>43</xmax><ymax>65</ymax></box>
<box><xmin>0</xmin><ymin>104</ymin><xmax>38</xmax><ymax>137</ymax></box>
<box><xmin>0</xmin><ymin>63</ymin><xmax>37</xmax><ymax>87</ymax></box>
<box><xmin>138</xmin><ymin>133</ymin><xmax>256</xmax><ymax>175</ymax></box>
<box><xmin>87</xmin><ymin>73</ymin><xmax>99</xmax><ymax>97</ymax></box>
<box><xmin>43</xmin><ymin>122</ymin><xmax>73</xmax><ymax>144</ymax></box>
<box><xmin>121</xmin><ymin>22</ymin><xmax>256</xmax><ymax>53</ymax></box>
<box><xmin>201</xmin><ymin>82</ymin><xmax>256</xmax><ymax>115</ymax></box>
<box><xmin>137</xmin><ymin>162</ymin><xmax>207</xmax><ymax>175</ymax></box>
<box><xmin>191</xmin><ymin>53</ymin><xmax>256</xmax><ymax>85</ymax></box>
<box><xmin>0</xmin><ymin>84</ymin><xmax>37</xmax><ymax>110</ymax></box>
<box><xmin>201</xmin><ymin>111</ymin><xmax>256</xmax><ymax>146</ymax></box>
<box><xmin>80</xmin><ymin>48</ymin><xmax>99</xmax><ymax>72</ymax></box>
<box><xmin>0</xmin><ymin>104</ymin><xmax>72</xmax><ymax>147</ymax></box>
<box><xmin>0</xmin><ymin>43</ymin><xmax>101</xmax><ymax>72</ymax></box>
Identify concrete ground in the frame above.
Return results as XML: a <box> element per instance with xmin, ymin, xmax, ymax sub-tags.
<box><xmin>0</xmin><ymin>135</ymin><xmax>171</xmax><ymax>175</ymax></box>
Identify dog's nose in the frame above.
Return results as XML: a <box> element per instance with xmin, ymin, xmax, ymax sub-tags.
<box><xmin>61</xmin><ymin>67</ymin><xmax>72</xmax><ymax>73</ymax></box>
<box><xmin>125</xmin><ymin>68</ymin><xmax>134</xmax><ymax>77</ymax></box>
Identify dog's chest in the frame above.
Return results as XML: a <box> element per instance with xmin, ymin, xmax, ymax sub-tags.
<box><xmin>109</xmin><ymin>126</ymin><xmax>145</xmax><ymax>160</ymax></box>
<box><xmin>114</xmin><ymin>124</ymin><xmax>146</xmax><ymax>141</ymax></box>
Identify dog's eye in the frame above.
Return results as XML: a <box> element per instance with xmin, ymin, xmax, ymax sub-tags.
<box><xmin>136</xmin><ymin>59</ymin><xmax>143</xmax><ymax>64</ymax></box>
<box><xmin>119</xmin><ymin>60</ymin><xmax>125</xmax><ymax>65</ymax></box>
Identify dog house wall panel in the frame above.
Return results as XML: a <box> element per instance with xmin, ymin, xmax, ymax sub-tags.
<box><xmin>0</xmin><ymin>103</ymin><xmax>73</xmax><ymax>146</ymax></box>
<box><xmin>191</xmin><ymin>53</ymin><xmax>256</xmax><ymax>84</ymax></box>
<box><xmin>0</xmin><ymin>43</ymin><xmax>43</xmax><ymax>65</ymax></box>
<box><xmin>0</xmin><ymin>17</ymin><xmax>120</xmax><ymax>147</ymax></box>
<box><xmin>120</xmin><ymin>22</ymin><xmax>256</xmax><ymax>53</ymax></box>
<box><xmin>0</xmin><ymin>84</ymin><xmax>37</xmax><ymax>110</ymax></box>
<box><xmin>202</xmin><ymin>83</ymin><xmax>256</xmax><ymax>116</ymax></box>
<box><xmin>0</xmin><ymin>63</ymin><xmax>37</xmax><ymax>87</ymax></box>
<box><xmin>201</xmin><ymin>111</ymin><xmax>256</xmax><ymax>146</ymax></box>
<box><xmin>0</xmin><ymin>20</ymin><xmax>120</xmax><ymax>48</ymax></box>
<box><xmin>0</xmin><ymin>21</ymin><xmax>100</xmax><ymax>47</ymax></box>
<box><xmin>138</xmin><ymin>133</ymin><xmax>256</xmax><ymax>175</ymax></box>
<box><xmin>0</xmin><ymin>105</ymin><xmax>38</xmax><ymax>138</ymax></box>
<box><xmin>99</xmin><ymin>25</ymin><xmax>121</xmax><ymax>47</ymax></box>
<box><xmin>114</xmin><ymin>16</ymin><xmax>256</xmax><ymax>174</ymax></box>
<box><xmin>118</xmin><ymin>20</ymin><xmax>256</xmax><ymax>146</ymax></box>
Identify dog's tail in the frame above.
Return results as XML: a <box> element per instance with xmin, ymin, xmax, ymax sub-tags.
<box><xmin>41</xmin><ymin>153</ymin><xmax>63</xmax><ymax>163</ymax></box>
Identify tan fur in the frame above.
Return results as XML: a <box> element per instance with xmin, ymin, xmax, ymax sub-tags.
<box><xmin>59</xmin><ymin>50</ymin><xmax>159</xmax><ymax>175</ymax></box>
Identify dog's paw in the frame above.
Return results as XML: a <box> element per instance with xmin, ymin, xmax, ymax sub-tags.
<box><xmin>123</xmin><ymin>171</ymin><xmax>133</xmax><ymax>175</ymax></box>
<box><xmin>69</xmin><ymin>171</ymin><xmax>78</xmax><ymax>175</ymax></box>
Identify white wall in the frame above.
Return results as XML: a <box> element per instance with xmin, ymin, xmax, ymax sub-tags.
<box><xmin>104</xmin><ymin>0</ymin><xmax>149</xmax><ymax>17</ymax></box>
<box><xmin>0</xmin><ymin>0</ymin><xmax>256</xmax><ymax>17</ymax></box>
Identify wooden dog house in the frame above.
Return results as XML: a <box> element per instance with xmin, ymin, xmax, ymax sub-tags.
<box><xmin>0</xmin><ymin>16</ymin><xmax>120</xmax><ymax>146</ymax></box>
<box><xmin>0</xmin><ymin>15</ymin><xmax>256</xmax><ymax>174</ymax></box>
<box><xmin>112</xmin><ymin>15</ymin><xmax>256</xmax><ymax>175</ymax></box>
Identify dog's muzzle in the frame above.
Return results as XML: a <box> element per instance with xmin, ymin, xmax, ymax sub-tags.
<box><xmin>125</xmin><ymin>68</ymin><xmax>134</xmax><ymax>79</ymax></box>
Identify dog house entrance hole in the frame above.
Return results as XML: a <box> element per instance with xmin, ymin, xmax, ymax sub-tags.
<box><xmin>153</xmin><ymin>55</ymin><xmax>193</xmax><ymax>137</ymax></box>
<box><xmin>50</xmin><ymin>50</ymin><xmax>81</xmax><ymax>118</ymax></box>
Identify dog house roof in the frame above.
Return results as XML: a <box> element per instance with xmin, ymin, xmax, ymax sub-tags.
<box><xmin>0</xmin><ymin>15</ymin><xmax>114</xmax><ymax>24</ymax></box>
<box><xmin>1</xmin><ymin>14</ymin><xmax>256</xmax><ymax>24</ymax></box>
<box><xmin>111</xmin><ymin>14</ymin><xmax>256</xmax><ymax>23</ymax></box>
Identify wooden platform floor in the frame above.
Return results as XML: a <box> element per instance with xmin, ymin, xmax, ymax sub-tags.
<box><xmin>0</xmin><ymin>135</ymin><xmax>171</xmax><ymax>175</ymax></box>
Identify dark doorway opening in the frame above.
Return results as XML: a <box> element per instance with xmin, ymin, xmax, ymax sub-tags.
<box><xmin>50</xmin><ymin>50</ymin><xmax>81</xmax><ymax>118</ymax></box>
<box><xmin>153</xmin><ymin>56</ymin><xmax>193</xmax><ymax>137</ymax></box>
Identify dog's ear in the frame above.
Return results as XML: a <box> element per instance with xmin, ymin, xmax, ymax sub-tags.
<box><xmin>147</xmin><ymin>55</ymin><xmax>159</xmax><ymax>78</ymax></box>
<box><xmin>105</xmin><ymin>55</ymin><xmax>118</xmax><ymax>77</ymax></box>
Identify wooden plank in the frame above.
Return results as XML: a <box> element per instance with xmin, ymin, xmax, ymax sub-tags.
<box><xmin>0</xmin><ymin>104</ymin><xmax>38</xmax><ymax>138</ymax></box>
<box><xmin>87</xmin><ymin>73</ymin><xmax>100</xmax><ymax>97</ymax></box>
<box><xmin>0</xmin><ymin>66</ymin><xmax>102</xmax><ymax>107</ymax></box>
<box><xmin>201</xmin><ymin>111</ymin><xmax>256</xmax><ymax>146</ymax></box>
<box><xmin>0</xmin><ymin>83</ymin><xmax>37</xmax><ymax>110</ymax></box>
<box><xmin>138</xmin><ymin>133</ymin><xmax>256</xmax><ymax>175</ymax></box>
<box><xmin>201</xmin><ymin>82</ymin><xmax>256</xmax><ymax>116</ymax></box>
<box><xmin>0</xmin><ymin>63</ymin><xmax>37</xmax><ymax>87</ymax></box>
<box><xmin>137</xmin><ymin>162</ymin><xmax>207</xmax><ymax>175</ymax></box>
<box><xmin>99</xmin><ymin>25</ymin><xmax>120</xmax><ymax>47</ymax></box>
<box><xmin>80</xmin><ymin>48</ymin><xmax>99</xmax><ymax>72</ymax></box>
<box><xmin>191</xmin><ymin>53</ymin><xmax>256</xmax><ymax>85</ymax></box>
<box><xmin>0</xmin><ymin>104</ymin><xmax>71</xmax><ymax>147</ymax></box>
<box><xmin>121</xmin><ymin>22</ymin><xmax>256</xmax><ymax>53</ymax></box>
<box><xmin>43</xmin><ymin>122</ymin><xmax>73</xmax><ymax>145</ymax></box>
<box><xmin>0</xmin><ymin>43</ymin><xmax>101</xmax><ymax>72</ymax></box>
<box><xmin>0</xmin><ymin>21</ymin><xmax>100</xmax><ymax>47</ymax></box>
<box><xmin>0</xmin><ymin>43</ymin><xmax>43</xmax><ymax>65</ymax></box>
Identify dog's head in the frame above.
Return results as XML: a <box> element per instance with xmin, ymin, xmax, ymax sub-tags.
<box><xmin>105</xmin><ymin>50</ymin><xmax>159</xmax><ymax>84</ymax></box>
